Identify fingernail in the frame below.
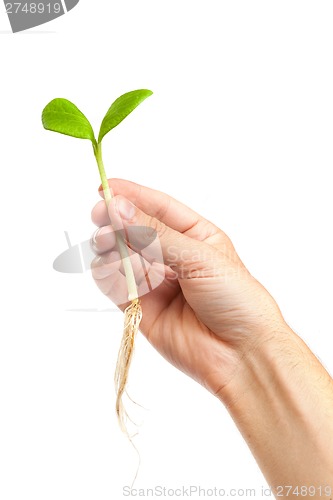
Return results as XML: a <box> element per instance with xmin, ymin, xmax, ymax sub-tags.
<box><xmin>117</xmin><ymin>197</ymin><xmax>136</xmax><ymax>221</ymax></box>
<box><xmin>92</xmin><ymin>228</ymin><xmax>101</xmax><ymax>246</ymax></box>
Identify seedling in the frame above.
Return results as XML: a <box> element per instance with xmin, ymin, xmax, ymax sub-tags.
<box><xmin>42</xmin><ymin>89</ymin><xmax>153</xmax><ymax>436</ymax></box>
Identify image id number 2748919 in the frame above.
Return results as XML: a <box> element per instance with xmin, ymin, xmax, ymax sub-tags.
<box><xmin>275</xmin><ymin>485</ymin><xmax>332</xmax><ymax>497</ymax></box>
<box><xmin>5</xmin><ymin>3</ymin><xmax>61</xmax><ymax>14</ymax></box>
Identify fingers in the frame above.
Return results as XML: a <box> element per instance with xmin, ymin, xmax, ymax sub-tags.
<box><xmin>107</xmin><ymin>195</ymin><xmax>223</xmax><ymax>279</ymax></box>
<box><xmin>91</xmin><ymin>200</ymin><xmax>110</xmax><ymax>227</ymax></box>
<box><xmin>91</xmin><ymin>223</ymin><xmax>163</xmax><ymax>267</ymax></box>
<box><xmin>91</xmin><ymin>252</ymin><xmax>181</xmax><ymax>335</ymax></box>
<box><xmin>91</xmin><ymin>248</ymin><xmax>167</xmax><ymax>307</ymax></box>
<box><xmin>95</xmin><ymin>178</ymin><xmax>215</xmax><ymax>236</ymax></box>
<box><xmin>91</xmin><ymin>226</ymin><xmax>116</xmax><ymax>255</ymax></box>
<box><xmin>91</xmin><ymin>250</ymin><xmax>121</xmax><ymax>280</ymax></box>
<box><xmin>92</xmin><ymin>180</ymin><xmax>223</xmax><ymax>248</ymax></box>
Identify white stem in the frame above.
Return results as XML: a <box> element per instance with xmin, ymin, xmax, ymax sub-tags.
<box><xmin>115</xmin><ymin>234</ymin><xmax>138</xmax><ymax>301</ymax></box>
<box><xmin>94</xmin><ymin>143</ymin><xmax>138</xmax><ymax>302</ymax></box>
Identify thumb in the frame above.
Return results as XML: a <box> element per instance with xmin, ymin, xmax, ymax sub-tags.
<box><xmin>108</xmin><ymin>195</ymin><xmax>222</xmax><ymax>279</ymax></box>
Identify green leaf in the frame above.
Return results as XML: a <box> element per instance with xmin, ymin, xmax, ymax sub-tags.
<box><xmin>98</xmin><ymin>89</ymin><xmax>153</xmax><ymax>143</ymax></box>
<box><xmin>42</xmin><ymin>98</ymin><xmax>96</xmax><ymax>144</ymax></box>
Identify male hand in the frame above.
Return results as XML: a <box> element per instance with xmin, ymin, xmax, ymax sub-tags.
<box><xmin>91</xmin><ymin>179</ymin><xmax>285</xmax><ymax>396</ymax></box>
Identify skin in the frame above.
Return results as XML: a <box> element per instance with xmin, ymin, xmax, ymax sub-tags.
<box><xmin>91</xmin><ymin>178</ymin><xmax>333</xmax><ymax>496</ymax></box>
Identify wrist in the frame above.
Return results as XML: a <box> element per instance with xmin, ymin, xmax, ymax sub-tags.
<box><xmin>216</xmin><ymin>321</ymin><xmax>304</xmax><ymax>408</ymax></box>
<box><xmin>216</xmin><ymin>321</ymin><xmax>333</xmax><ymax>487</ymax></box>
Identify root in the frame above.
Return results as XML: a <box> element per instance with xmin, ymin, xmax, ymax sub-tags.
<box><xmin>114</xmin><ymin>298</ymin><xmax>143</xmax><ymax>436</ymax></box>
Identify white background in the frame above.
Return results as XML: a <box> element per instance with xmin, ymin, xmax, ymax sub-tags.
<box><xmin>1</xmin><ymin>1</ymin><xmax>333</xmax><ymax>499</ymax></box>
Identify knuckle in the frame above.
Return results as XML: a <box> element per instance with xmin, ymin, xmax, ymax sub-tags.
<box><xmin>194</xmin><ymin>219</ymin><xmax>216</xmax><ymax>241</ymax></box>
<box><xmin>145</xmin><ymin>215</ymin><xmax>168</xmax><ymax>240</ymax></box>
<box><xmin>153</xmin><ymin>196</ymin><xmax>171</xmax><ymax>221</ymax></box>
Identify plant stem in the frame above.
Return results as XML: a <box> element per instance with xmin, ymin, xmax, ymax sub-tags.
<box><xmin>94</xmin><ymin>142</ymin><xmax>138</xmax><ymax>301</ymax></box>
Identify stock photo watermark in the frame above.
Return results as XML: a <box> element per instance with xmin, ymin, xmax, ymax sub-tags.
<box><xmin>122</xmin><ymin>484</ymin><xmax>333</xmax><ymax>497</ymax></box>
<box><xmin>54</xmin><ymin>226</ymin><xmax>250</xmax><ymax>310</ymax></box>
<box><xmin>54</xmin><ymin>229</ymin><xmax>245</xmax><ymax>280</ymax></box>
<box><xmin>2</xmin><ymin>0</ymin><xmax>79</xmax><ymax>32</ymax></box>
<box><xmin>54</xmin><ymin>228</ymin><xmax>165</xmax><ymax>309</ymax></box>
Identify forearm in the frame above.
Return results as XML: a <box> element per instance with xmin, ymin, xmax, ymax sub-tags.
<box><xmin>218</xmin><ymin>324</ymin><xmax>333</xmax><ymax>496</ymax></box>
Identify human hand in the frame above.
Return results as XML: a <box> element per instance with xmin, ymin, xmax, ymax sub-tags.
<box><xmin>91</xmin><ymin>179</ymin><xmax>286</xmax><ymax>397</ymax></box>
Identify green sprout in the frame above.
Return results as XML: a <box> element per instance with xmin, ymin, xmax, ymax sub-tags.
<box><xmin>42</xmin><ymin>89</ymin><xmax>153</xmax><ymax>435</ymax></box>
